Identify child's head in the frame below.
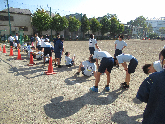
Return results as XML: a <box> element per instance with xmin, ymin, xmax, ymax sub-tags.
<box><xmin>90</xmin><ymin>34</ymin><xmax>94</xmax><ymax>39</ymax></box>
<box><xmin>60</xmin><ymin>37</ymin><xmax>64</xmax><ymax>41</ymax></box>
<box><xmin>113</xmin><ymin>58</ymin><xmax>118</xmax><ymax>66</ymax></box>
<box><xmin>89</xmin><ymin>56</ymin><xmax>96</xmax><ymax>63</ymax></box>
<box><xmin>27</xmin><ymin>43</ymin><xmax>31</xmax><ymax>46</ymax></box>
<box><xmin>65</xmin><ymin>52</ymin><xmax>70</xmax><ymax>56</ymax></box>
<box><xmin>31</xmin><ymin>46</ymin><xmax>35</xmax><ymax>50</ymax></box>
<box><xmin>118</xmin><ymin>35</ymin><xmax>124</xmax><ymax>40</ymax></box>
<box><xmin>142</xmin><ymin>64</ymin><xmax>155</xmax><ymax>74</ymax></box>
<box><xmin>159</xmin><ymin>48</ymin><xmax>165</xmax><ymax>68</ymax></box>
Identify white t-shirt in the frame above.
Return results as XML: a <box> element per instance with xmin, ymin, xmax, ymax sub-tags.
<box><xmin>65</xmin><ymin>56</ymin><xmax>72</xmax><ymax>65</ymax></box>
<box><xmin>115</xmin><ymin>40</ymin><xmax>127</xmax><ymax>50</ymax></box>
<box><xmin>15</xmin><ymin>36</ymin><xmax>18</xmax><ymax>40</ymax></box>
<box><xmin>8</xmin><ymin>36</ymin><xmax>14</xmax><ymax>42</ymax></box>
<box><xmin>93</xmin><ymin>51</ymin><xmax>112</xmax><ymax>60</ymax></box>
<box><xmin>82</xmin><ymin>61</ymin><xmax>96</xmax><ymax>76</ymax></box>
<box><xmin>36</xmin><ymin>51</ymin><xmax>43</xmax><ymax>59</ymax></box>
<box><xmin>116</xmin><ymin>54</ymin><xmax>134</xmax><ymax>64</ymax></box>
<box><xmin>28</xmin><ymin>49</ymin><xmax>33</xmax><ymax>58</ymax></box>
<box><xmin>36</xmin><ymin>36</ymin><xmax>41</xmax><ymax>46</ymax></box>
<box><xmin>89</xmin><ymin>38</ymin><xmax>97</xmax><ymax>47</ymax></box>
<box><xmin>153</xmin><ymin>60</ymin><xmax>163</xmax><ymax>72</ymax></box>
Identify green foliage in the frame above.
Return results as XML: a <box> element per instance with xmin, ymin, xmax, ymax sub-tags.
<box><xmin>117</xmin><ymin>23</ymin><xmax>124</xmax><ymax>34</ymax></box>
<box><xmin>51</xmin><ymin>13</ymin><xmax>69</xmax><ymax>32</ymax></box>
<box><xmin>81</xmin><ymin>14</ymin><xmax>90</xmax><ymax>35</ymax></box>
<box><xmin>100</xmin><ymin>16</ymin><xmax>111</xmax><ymax>36</ymax></box>
<box><xmin>68</xmin><ymin>16</ymin><xmax>81</xmax><ymax>32</ymax></box>
<box><xmin>147</xmin><ymin>23</ymin><xmax>153</xmax><ymax>34</ymax></box>
<box><xmin>109</xmin><ymin>17</ymin><xmax>120</xmax><ymax>38</ymax></box>
<box><xmin>149</xmin><ymin>33</ymin><xmax>159</xmax><ymax>39</ymax></box>
<box><xmin>32</xmin><ymin>9</ymin><xmax>51</xmax><ymax>35</ymax></box>
<box><xmin>159</xmin><ymin>27</ymin><xmax>165</xmax><ymax>34</ymax></box>
<box><xmin>90</xmin><ymin>17</ymin><xmax>101</xmax><ymax>34</ymax></box>
<box><xmin>133</xmin><ymin>16</ymin><xmax>147</xmax><ymax>30</ymax></box>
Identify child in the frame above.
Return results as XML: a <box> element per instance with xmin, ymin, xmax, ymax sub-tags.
<box><xmin>114</xmin><ymin>35</ymin><xmax>127</xmax><ymax>58</ymax></box>
<box><xmin>142</xmin><ymin>60</ymin><xmax>163</xmax><ymax>74</ymax></box>
<box><xmin>65</xmin><ymin>52</ymin><xmax>75</xmax><ymax>67</ymax></box>
<box><xmin>114</xmin><ymin>54</ymin><xmax>138</xmax><ymax>89</ymax></box>
<box><xmin>14</xmin><ymin>33</ymin><xmax>20</xmax><ymax>49</ymax></box>
<box><xmin>35</xmin><ymin>33</ymin><xmax>41</xmax><ymax>52</ymax></box>
<box><xmin>75</xmin><ymin>56</ymin><xmax>96</xmax><ymax>77</ymax></box>
<box><xmin>53</xmin><ymin>33</ymin><xmax>60</xmax><ymax>66</ymax></box>
<box><xmin>90</xmin><ymin>51</ymin><xmax>115</xmax><ymax>92</ymax></box>
<box><xmin>54</xmin><ymin>37</ymin><xmax>64</xmax><ymax>68</ymax></box>
<box><xmin>28</xmin><ymin>46</ymin><xmax>35</xmax><ymax>58</ymax></box>
<box><xmin>89</xmin><ymin>34</ymin><xmax>100</xmax><ymax>57</ymax></box>
<box><xmin>8</xmin><ymin>34</ymin><xmax>14</xmax><ymax>47</ymax></box>
<box><xmin>136</xmin><ymin>49</ymin><xmax>165</xmax><ymax>124</ymax></box>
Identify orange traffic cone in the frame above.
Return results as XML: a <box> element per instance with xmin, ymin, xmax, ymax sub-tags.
<box><xmin>3</xmin><ymin>45</ymin><xmax>7</xmax><ymax>53</ymax></box>
<box><xmin>27</xmin><ymin>52</ymin><xmax>36</xmax><ymax>66</ymax></box>
<box><xmin>0</xmin><ymin>46</ymin><xmax>2</xmax><ymax>51</ymax></box>
<box><xmin>9</xmin><ymin>46</ymin><xmax>14</xmax><ymax>56</ymax></box>
<box><xmin>45</xmin><ymin>56</ymin><xmax>56</xmax><ymax>75</ymax></box>
<box><xmin>16</xmin><ymin>48</ymin><xmax>23</xmax><ymax>60</ymax></box>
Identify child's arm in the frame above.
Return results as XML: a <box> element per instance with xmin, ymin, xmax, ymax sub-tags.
<box><xmin>122</xmin><ymin>46</ymin><xmax>126</xmax><ymax>50</ymax></box>
<box><xmin>115</xmin><ymin>44</ymin><xmax>117</xmax><ymax>49</ymax></box>
<box><xmin>121</xmin><ymin>62</ymin><xmax>127</xmax><ymax>71</ymax></box>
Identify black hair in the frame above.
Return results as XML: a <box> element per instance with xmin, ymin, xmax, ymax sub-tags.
<box><xmin>90</xmin><ymin>34</ymin><xmax>93</xmax><ymax>39</ymax></box>
<box><xmin>65</xmin><ymin>52</ymin><xmax>69</xmax><ymax>56</ymax></box>
<box><xmin>142</xmin><ymin>64</ymin><xmax>151</xmax><ymax>74</ymax></box>
<box><xmin>118</xmin><ymin>35</ymin><xmax>124</xmax><ymax>39</ymax></box>
<box><xmin>60</xmin><ymin>37</ymin><xmax>64</xmax><ymax>41</ymax></box>
<box><xmin>159</xmin><ymin>48</ymin><xmax>165</xmax><ymax>68</ymax></box>
<box><xmin>90</xmin><ymin>56</ymin><xmax>96</xmax><ymax>63</ymax></box>
<box><xmin>27</xmin><ymin>43</ymin><xmax>31</xmax><ymax>46</ymax></box>
<box><xmin>31</xmin><ymin>46</ymin><xmax>35</xmax><ymax>49</ymax></box>
<box><xmin>57</xmin><ymin>33</ymin><xmax>60</xmax><ymax>36</ymax></box>
<box><xmin>10</xmin><ymin>34</ymin><xmax>12</xmax><ymax>36</ymax></box>
<box><xmin>35</xmin><ymin>33</ymin><xmax>38</xmax><ymax>36</ymax></box>
<box><xmin>113</xmin><ymin>58</ymin><xmax>117</xmax><ymax>66</ymax></box>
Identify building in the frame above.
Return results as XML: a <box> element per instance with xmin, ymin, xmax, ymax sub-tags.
<box><xmin>146</xmin><ymin>17</ymin><xmax>165</xmax><ymax>37</ymax></box>
<box><xmin>0</xmin><ymin>7</ymin><xmax>33</xmax><ymax>36</ymax></box>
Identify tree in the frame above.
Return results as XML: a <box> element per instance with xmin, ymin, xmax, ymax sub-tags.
<box><xmin>90</xmin><ymin>17</ymin><xmax>101</xmax><ymax>35</ymax></box>
<box><xmin>159</xmin><ymin>27</ymin><xmax>165</xmax><ymax>35</ymax></box>
<box><xmin>109</xmin><ymin>17</ymin><xmax>120</xmax><ymax>39</ymax></box>
<box><xmin>51</xmin><ymin>13</ymin><xmax>69</xmax><ymax>34</ymax></box>
<box><xmin>32</xmin><ymin>9</ymin><xmax>51</xmax><ymax>35</ymax></box>
<box><xmin>117</xmin><ymin>23</ymin><xmax>124</xmax><ymax>34</ymax></box>
<box><xmin>81</xmin><ymin>14</ymin><xmax>90</xmax><ymax>38</ymax></box>
<box><xmin>100</xmin><ymin>16</ymin><xmax>111</xmax><ymax>37</ymax></box>
<box><xmin>68</xmin><ymin>16</ymin><xmax>81</xmax><ymax>38</ymax></box>
<box><xmin>147</xmin><ymin>23</ymin><xmax>153</xmax><ymax>34</ymax></box>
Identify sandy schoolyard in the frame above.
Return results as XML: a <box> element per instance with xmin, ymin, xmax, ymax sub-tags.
<box><xmin>0</xmin><ymin>39</ymin><xmax>165</xmax><ymax>123</ymax></box>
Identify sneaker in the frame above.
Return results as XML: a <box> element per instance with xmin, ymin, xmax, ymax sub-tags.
<box><xmin>90</xmin><ymin>86</ymin><xmax>98</xmax><ymax>92</ymax></box>
<box><xmin>54</xmin><ymin>63</ymin><xmax>57</xmax><ymax>67</ymax></box>
<box><xmin>75</xmin><ymin>72</ymin><xmax>80</xmax><ymax>75</ymax></box>
<box><xmin>58</xmin><ymin>65</ymin><xmax>62</xmax><ymax>68</ymax></box>
<box><xmin>104</xmin><ymin>86</ymin><xmax>110</xmax><ymax>92</ymax></box>
<box><xmin>121</xmin><ymin>82</ymin><xmax>129</xmax><ymax>89</ymax></box>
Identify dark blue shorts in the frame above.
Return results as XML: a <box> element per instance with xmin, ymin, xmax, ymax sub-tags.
<box><xmin>44</xmin><ymin>48</ymin><xmax>52</xmax><ymax>56</ymax></box>
<box><xmin>128</xmin><ymin>58</ymin><xmax>138</xmax><ymax>74</ymax></box>
<box><xmin>81</xmin><ymin>67</ymin><xmax>87</xmax><ymax>76</ymax></box>
<box><xmin>66</xmin><ymin>61</ymin><xmax>74</xmax><ymax>67</ymax></box>
<box><xmin>114</xmin><ymin>49</ymin><xmax>122</xmax><ymax>57</ymax></box>
<box><xmin>36</xmin><ymin>45</ymin><xmax>42</xmax><ymax>50</ymax></box>
<box><xmin>10</xmin><ymin>41</ymin><xmax>13</xmax><ymax>46</ymax></box>
<box><xmin>16</xmin><ymin>40</ymin><xmax>19</xmax><ymax>44</ymax></box>
<box><xmin>98</xmin><ymin>57</ymin><xmax>114</xmax><ymax>73</ymax></box>
<box><xmin>55</xmin><ymin>52</ymin><xmax>62</xmax><ymax>58</ymax></box>
<box><xmin>89</xmin><ymin>47</ymin><xmax>95</xmax><ymax>55</ymax></box>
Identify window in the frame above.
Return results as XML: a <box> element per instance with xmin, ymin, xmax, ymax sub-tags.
<box><xmin>19</xmin><ymin>27</ymin><xmax>28</xmax><ymax>31</ymax></box>
<box><xmin>0</xmin><ymin>15</ymin><xmax>14</xmax><ymax>21</ymax></box>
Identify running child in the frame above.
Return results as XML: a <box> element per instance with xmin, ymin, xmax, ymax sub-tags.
<box><xmin>114</xmin><ymin>35</ymin><xmax>127</xmax><ymax>58</ymax></box>
<box><xmin>35</xmin><ymin>33</ymin><xmax>41</xmax><ymax>52</ymax></box>
<box><xmin>114</xmin><ymin>54</ymin><xmax>138</xmax><ymax>89</ymax></box>
<box><xmin>65</xmin><ymin>52</ymin><xmax>75</xmax><ymax>67</ymax></box>
<box><xmin>90</xmin><ymin>51</ymin><xmax>115</xmax><ymax>92</ymax></box>
<box><xmin>75</xmin><ymin>56</ymin><xmax>96</xmax><ymax>77</ymax></box>
<box><xmin>142</xmin><ymin>60</ymin><xmax>163</xmax><ymax>74</ymax></box>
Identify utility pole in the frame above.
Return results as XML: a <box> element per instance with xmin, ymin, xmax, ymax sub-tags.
<box><xmin>7</xmin><ymin>0</ymin><xmax>11</xmax><ymax>34</ymax></box>
<box><xmin>50</xmin><ymin>7</ymin><xmax>52</xmax><ymax>41</ymax></box>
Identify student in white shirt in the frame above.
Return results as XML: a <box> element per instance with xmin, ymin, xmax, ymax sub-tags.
<box><xmin>8</xmin><ymin>34</ymin><xmax>14</xmax><ymax>47</ymax></box>
<box><xmin>14</xmin><ymin>33</ymin><xmax>20</xmax><ymax>49</ymax></box>
<box><xmin>75</xmin><ymin>56</ymin><xmax>96</xmax><ymax>77</ymax></box>
<box><xmin>65</xmin><ymin>52</ymin><xmax>75</xmax><ymax>67</ymax></box>
<box><xmin>90</xmin><ymin>51</ymin><xmax>115</xmax><ymax>92</ymax></box>
<box><xmin>114</xmin><ymin>54</ymin><xmax>138</xmax><ymax>89</ymax></box>
<box><xmin>142</xmin><ymin>60</ymin><xmax>163</xmax><ymax>74</ymax></box>
<box><xmin>114</xmin><ymin>35</ymin><xmax>127</xmax><ymax>58</ymax></box>
<box><xmin>89</xmin><ymin>34</ymin><xmax>100</xmax><ymax>57</ymax></box>
<box><xmin>35</xmin><ymin>33</ymin><xmax>41</xmax><ymax>52</ymax></box>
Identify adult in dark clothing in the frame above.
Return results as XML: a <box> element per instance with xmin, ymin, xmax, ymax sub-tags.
<box><xmin>136</xmin><ymin>48</ymin><xmax>165</xmax><ymax>124</ymax></box>
<box><xmin>53</xmin><ymin>33</ymin><xmax>60</xmax><ymax>66</ymax></box>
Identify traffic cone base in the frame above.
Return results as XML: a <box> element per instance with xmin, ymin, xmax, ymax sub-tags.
<box><xmin>45</xmin><ymin>56</ymin><xmax>57</xmax><ymax>75</ymax></box>
<box><xmin>16</xmin><ymin>48</ymin><xmax>23</xmax><ymax>60</ymax></box>
<box><xmin>3</xmin><ymin>45</ymin><xmax>7</xmax><ymax>53</ymax></box>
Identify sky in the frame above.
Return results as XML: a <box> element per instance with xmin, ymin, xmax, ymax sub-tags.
<box><xmin>0</xmin><ymin>0</ymin><xmax>165</xmax><ymax>24</ymax></box>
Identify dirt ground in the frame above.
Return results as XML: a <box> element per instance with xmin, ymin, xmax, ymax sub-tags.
<box><xmin>0</xmin><ymin>39</ymin><xmax>165</xmax><ymax>123</ymax></box>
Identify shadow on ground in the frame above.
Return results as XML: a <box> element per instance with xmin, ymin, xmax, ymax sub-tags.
<box><xmin>44</xmin><ymin>88</ymin><xmax>125</xmax><ymax>119</ymax></box>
